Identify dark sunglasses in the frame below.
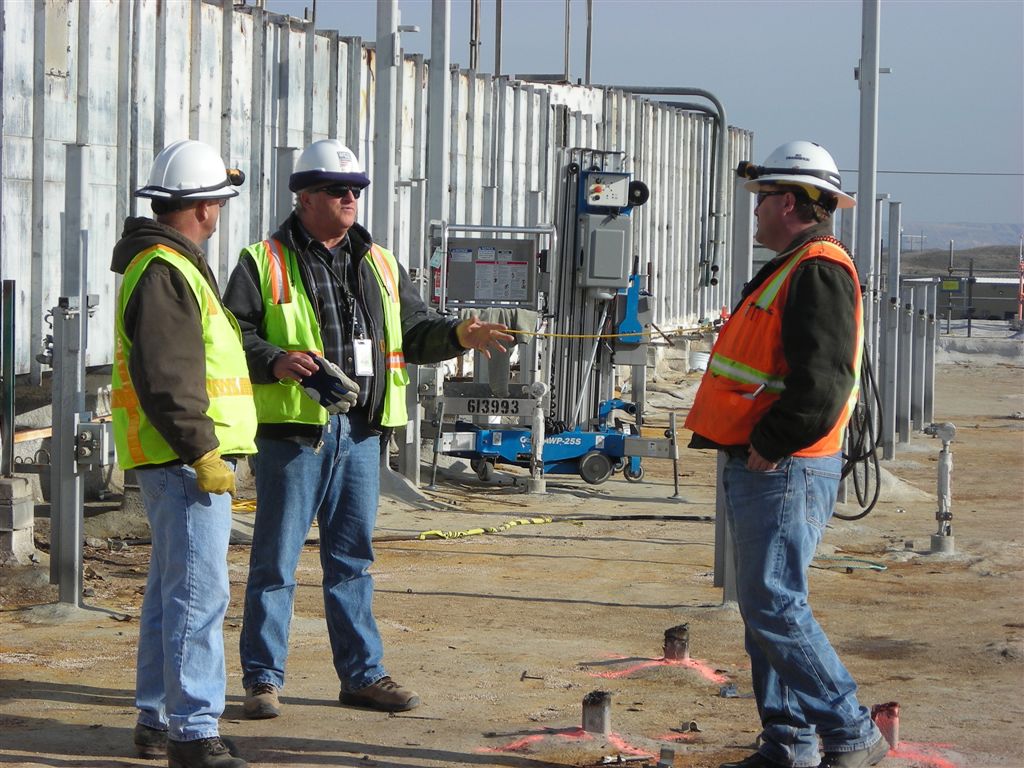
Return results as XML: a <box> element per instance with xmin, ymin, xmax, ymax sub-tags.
<box><xmin>756</xmin><ymin>190</ymin><xmax>788</xmax><ymax>206</ymax></box>
<box><xmin>314</xmin><ymin>183</ymin><xmax>362</xmax><ymax>199</ymax></box>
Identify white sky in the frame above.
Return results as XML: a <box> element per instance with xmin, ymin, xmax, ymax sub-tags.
<box><xmin>265</xmin><ymin>0</ymin><xmax>1024</xmax><ymax>228</ymax></box>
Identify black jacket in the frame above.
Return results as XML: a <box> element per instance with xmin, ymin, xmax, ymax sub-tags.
<box><xmin>690</xmin><ymin>221</ymin><xmax>860</xmax><ymax>461</ymax></box>
<box><xmin>109</xmin><ymin>217</ymin><xmax>222</xmax><ymax>465</ymax></box>
<box><xmin>222</xmin><ymin>213</ymin><xmax>465</xmax><ymax>436</ymax></box>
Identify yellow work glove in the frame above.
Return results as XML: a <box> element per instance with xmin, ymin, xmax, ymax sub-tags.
<box><xmin>190</xmin><ymin>449</ymin><xmax>236</xmax><ymax>495</ymax></box>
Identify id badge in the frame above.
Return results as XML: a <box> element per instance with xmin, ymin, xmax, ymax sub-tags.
<box><xmin>353</xmin><ymin>338</ymin><xmax>374</xmax><ymax>376</ymax></box>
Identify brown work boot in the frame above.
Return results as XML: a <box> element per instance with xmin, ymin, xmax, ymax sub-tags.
<box><xmin>133</xmin><ymin>722</ymin><xmax>167</xmax><ymax>759</ymax></box>
<box><xmin>339</xmin><ymin>676</ymin><xmax>420</xmax><ymax>712</ymax></box>
<box><xmin>166</xmin><ymin>737</ymin><xmax>246</xmax><ymax>768</ymax></box>
<box><xmin>242</xmin><ymin>682</ymin><xmax>281</xmax><ymax>719</ymax></box>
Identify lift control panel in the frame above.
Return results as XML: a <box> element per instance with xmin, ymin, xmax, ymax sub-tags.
<box><xmin>581</xmin><ymin>171</ymin><xmax>630</xmax><ymax>210</ymax></box>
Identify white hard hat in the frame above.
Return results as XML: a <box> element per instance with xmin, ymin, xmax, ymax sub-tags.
<box><xmin>738</xmin><ymin>140</ymin><xmax>855</xmax><ymax>209</ymax></box>
<box><xmin>289</xmin><ymin>139</ymin><xmax>371</xmax><ymax>192</ymax></box>
<box><xmin>135</xmin><ymin>139</ymin><xmax>244</xmax><ymax>200</ymax></box>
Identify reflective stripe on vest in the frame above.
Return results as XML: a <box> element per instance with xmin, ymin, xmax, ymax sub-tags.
<box><xmin>265</xmin><ymin>238</ymin><xmax>292</xmax><ymax>304</ymax></box>
<box><xmin>366</xmin><ymin>244</ymin><xmax>410</xmax><ymax>426</ymax></box>
<box><xmin>111</xmin><ymin>245</ymin><xmax>258</xmax><ymax>469</ymax></box>
<box><xmin>684</xmin><ymin>237</ymin><xmax>863</xmax><ymax>457</ymax></box>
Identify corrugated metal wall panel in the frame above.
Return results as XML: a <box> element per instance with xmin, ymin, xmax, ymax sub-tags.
<box><xmin>1</xmin><ymin>0</ymin><xmax>751</xmax><ymax>374</ymax></box>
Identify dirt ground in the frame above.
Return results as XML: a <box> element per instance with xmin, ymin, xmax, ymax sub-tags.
<box><xmin>1</xmin><ymin>350</ymin><xmax>1022</xmax><ymax>768</ymax></box>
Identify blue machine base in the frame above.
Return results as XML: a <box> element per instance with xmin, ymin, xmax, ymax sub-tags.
<box><xmin>448</xmin><ymin>422</ymin><xmax>644</xmax><ymax>484</ymax></box>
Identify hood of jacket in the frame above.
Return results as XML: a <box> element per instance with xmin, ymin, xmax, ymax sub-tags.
<box><xmin>110</xmin><ymin>216</ymin><xmax>208</xmax><ymax>275</ymax></box>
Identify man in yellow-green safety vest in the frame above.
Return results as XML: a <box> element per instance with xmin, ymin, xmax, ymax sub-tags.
<box><xmin>111</xmin><ymin>139</ymin><xmax>253</xmax><ymax>768</ymax></box>
<box><xmin>222</xmin><ymin>139</ymin><xmax>513</xmax><ymax>719</ymax></box>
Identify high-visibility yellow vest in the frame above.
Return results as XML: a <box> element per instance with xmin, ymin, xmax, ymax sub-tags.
<box><xmin>111</xmin><ymin>246</ymin><xmax>258</xmax><ymax>469</ymax></box>
<box><xmin>685</xmin><ymin>237</ymin><xmax>863</xmax><ymax>457</ymax></box>
<box><xmin>242</xmin><ymin>238</ymin><xmax>410</xmax><ymax>427</ymax></box>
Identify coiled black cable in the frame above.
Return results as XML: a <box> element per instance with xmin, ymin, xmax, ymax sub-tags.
<box><xmin>835</xmin><ymin>347</ymin><xmax>883</xmax><ymax>520</ymax></box>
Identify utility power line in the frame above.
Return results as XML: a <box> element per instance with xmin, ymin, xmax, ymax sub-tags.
<box><xmin>840</xmin><ymin>169</ymin><xmax>1023</xmax><ymax>177</ymax></box>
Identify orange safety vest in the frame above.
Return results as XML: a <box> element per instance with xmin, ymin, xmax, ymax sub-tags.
<box><xmin>685</xmin><ymin>237</ymin><xmax>863</xmax><ymax>457</ymax></box>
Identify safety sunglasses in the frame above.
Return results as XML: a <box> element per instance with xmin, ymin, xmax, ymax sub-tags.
<box><xmin>756</xmin><ymin>190</ymin><xmax>788</xmax><ymax>206</ymax></box>
<box><xmin>314</xmin><ymin>183</ymin><xmax>362</xmax><ymax>199</ymax></box>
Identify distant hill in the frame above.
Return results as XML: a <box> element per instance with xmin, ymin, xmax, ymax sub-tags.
<box><xmin>899</xmin><ymin>245</ymin><xmax>1021</xmax><ymax>277</ymax></box>
<box><xmin>898</xmin><ymin>222</ymin><xmax>1022</xmax><ymax>251</ymax></box>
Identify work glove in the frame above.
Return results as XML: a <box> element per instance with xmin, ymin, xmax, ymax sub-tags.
<box><xmin>300</xmin><ymin>354</ymin><xmax>360</xmax><ymax>414</ymax></box>
<box><xmin>190</xmin><ymin>449</ymin><xmax>236</xmax><ymax>495</ymax></box>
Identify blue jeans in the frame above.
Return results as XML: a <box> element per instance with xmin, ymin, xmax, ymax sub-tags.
<box><xmin>723</xmin><ymin>453</ymin><xmax>880</xmax><ymax>767</ymax></box>
<box><xmin>240</xmin><ymin>412</ymin><xmax>386</xmax><ymax>693</ymax></box>
<box><xmin>135</xmin><ymin>463</ymin><xmax>233</xmax><ymax>741</ymax></box>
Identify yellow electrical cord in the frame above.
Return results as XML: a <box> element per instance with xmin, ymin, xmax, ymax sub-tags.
<box><xmin>509</xmin><ymin>329</ymin><xmax>654</xmax><ymax>340</ymax></box>
<box><xmin>415</xmin><ymin>516</ymin><xmax>555</xmax><ymax>540</ymax></box>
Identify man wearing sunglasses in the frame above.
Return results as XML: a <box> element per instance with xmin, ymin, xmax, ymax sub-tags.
<box><xmin>686</xmin><ymin>142</ymin><xmax>888</xmax><ymax>768</ymax></box>
<box><xmin>223</xmin><ymin>139</ymin><xmax>513</xmax><ymax>720</ymax></box>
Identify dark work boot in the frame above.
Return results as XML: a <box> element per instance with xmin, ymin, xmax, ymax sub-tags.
<box><xmin>339</xmin><ymin>676</ymin><xmax>420</xmax><ymax>712</ymax></box>
<box><xmin>133</xmin><ymin>722</ymin><xmax>167</xmax><ymax>759</ymax></box>
<box><xmin>719</xmin><ymin>752</ymin><xmax>791</xmax><ymax>768</ymax></box>
<box><xmin>819</xmin><ymin>735</ymin><xmax>890</xmax><ymax>768</ymax></box>
<box><xmin>166</xmin><ymin>736</ymin><xmax>247</xmax><ymax>768</ymax></box>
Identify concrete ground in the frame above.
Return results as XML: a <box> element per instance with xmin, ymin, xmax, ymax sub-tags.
<box><xmin>1</xmin><ymin>346</ymin><xmax>1022</xmax><ymax>768</ymax></box>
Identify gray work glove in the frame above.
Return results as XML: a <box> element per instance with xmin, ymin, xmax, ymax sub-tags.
<box><xmin>300</xmin><ymin>354</ymin><xmax>360</xmax><ymax>414</ymax></box>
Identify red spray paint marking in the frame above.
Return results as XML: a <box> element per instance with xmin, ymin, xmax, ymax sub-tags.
<box><xmin>477</xmin><ymin>726</ymin><xmax>652</xmax><ymax>758</ymax></box>
<box><xmin>477</xmin><ymin>726</ymin><xmax>592</xmax><ymax>754</ymax></box>
<box><xmin>589</xmin><ymin>653</ymin><xmax>730</xmax><ymax>684</ymax></box>
<box><xmin>888</xmin><ymin>742</ymin><xmax>961</xmax><ymax>768</ymax></box>
<box><xmin>606</xmin><ymin>733</ymin><xmax>654</xmax><ymax>757</ymax></box>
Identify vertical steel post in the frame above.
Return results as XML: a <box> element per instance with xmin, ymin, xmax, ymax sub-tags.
<box><xmin>856</xmin><ymin>0</ymin><xmax>881</xmax><ymax>359</ymax></box>
<box><xmin>52</xmin><ymin>298</ymin><xmax>85</xmax><ymax>606</ymax></box>
<box><xmin>50</xmin><ymin>145</ymin><xmax>90</xmax><ymax>601</ymax></box>
<box><xmin>30</xmin><ymin>0</ymin><xmax>49</xmax><ymax>385</ymax></box>
<box><xmin>494</xmin><ymin>0</ymin><xmax>502</xmax><ymax>76</ymax></box>
<box><xmin>373</xmin><ymin>0</ymin><xmax>399</xmax><ymax>250</ymax></box>
<box><xmin>870</xmin><ymin>194</ymin><xmax>888</xmax><ymax>375</ymax></box>
<box><xmin>839</xmin><ymin>199</ymin><xmax>857</xmax><ymax>263</ymax></box>
<box><xmin>274</xmin><ymin>147</ymin><xmax>298</xmax><ymax>230</ymax></box>
<box><xmin>911</xmin><ymin>284</ymin><xmax>928</xmax><ymax>432</ymax></box>
<box><xmin>924</xmin><ymin>281</ymin><xmax>937</xmax><ymax>424</ymax></box>
<box><xmin>1</xmin><ymin>281</ymin><xmax>14</xmax><ymax>478</ymax></box>
<box><xmin>563</xmin><ymin>0</ymin><xmax>570</xmax><ymax>82</ymax></box>
<box><xmin>469</xmin><ymin>0</ymin><xmax>479</xmax><ymax>70</ymax></box>
<box><xmin>730</xmin><ymin>173</ymin><xmax>753</xmax><ymax>311</ymax></box>
<box><xmin>897</xmin><ymin>287</ymin><xmax>913</xmax><ymax>444</ymax></box>
<box><xmin>880</xmin><ymin>201</ymin><xmax>901</xmax><ymax>459</ymax></box>
<box><xmin>427</xmin><ymin>1</ymin><xmax>451</xmax><ymax>230</ymax></box>
<box><xmin>584</xmin><ymin>0</ymin><xmax>593</xmax><ymax>86</ymax></box>
<box><xmin>713</xmin><ymin>451</ymin><xmax>736</xmax><ymax>603</ymax></box>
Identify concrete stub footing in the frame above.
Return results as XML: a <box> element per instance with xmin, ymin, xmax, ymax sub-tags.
<box><xmin>0</xmin><ymin>476</ymin><xmax>36</xmax><ymax>565</ymax></box>
<box><xmin>663</xmin><ymin>623</ymin><xmax>690</xmax><ymax>661</ymax></box>
<box><xmin>656</xmin><ymin>747</ymin><xmax>676</xmax><ymax>767</ymax></box>
<box><xmin>582</xmin><ymin>690</ymin><xmax>611</xmax><ymax>735</ymax></box>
